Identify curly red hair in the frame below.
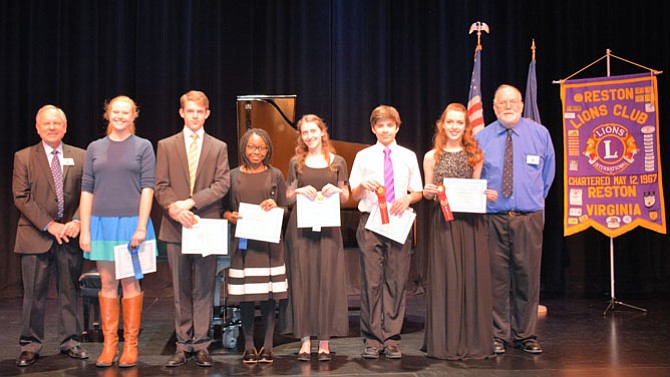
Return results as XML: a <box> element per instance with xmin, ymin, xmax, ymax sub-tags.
<box><xmin>294</xmin><ymin>114</ymin><xmax>337</xmax><ymax>173</ymax></box>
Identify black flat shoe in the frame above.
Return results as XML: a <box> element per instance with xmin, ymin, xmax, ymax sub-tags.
<box><xmin>166</xmin><ymin>351</ymin><xmax>188</xmax><ymax>367</ymax></box>
<box><xmin>516</xmin><ymin>339</ymin><xmax>543</xmax><ymax>354</ymax></box>
<box><xmin>494</xmin><ymin>338</ymin><xmax>506</xmax><ymax>354</ymax></box>
<box><xmin>242</xmin><ymin>348</ymin><xmax>258</xmax><ymax>364</ymax></box>
<box><xmin>257</xmin><ymin>348</ymin><xmax>273</xmax><ymax>363</ymax></box>
<box><xmin>297</xmin><ymin>351</ymin><xmax>311</xmax><ymax>361</ymax></box>
<box><xmin>317</xmin><ymin>351</ymin><xmax>331</xmax><ymax>361</ymax></box>
<box><xmin>61</xmin><ymin>345</ymin><xmax>89</xmax><ymax>360</ymax></box>
<box><xmin>16</xmin><ymin>351</ymin><xmax>38</xmax><ymax>367</ymax></box>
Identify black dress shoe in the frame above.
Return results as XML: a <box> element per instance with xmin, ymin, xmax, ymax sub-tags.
<box><xmin>297</xmin><ymin>351</ymin><xmax>311</xmax><ymax>361</ymax></box>
<box><xmin>242</xmin><ymin>348</ymin><xmax>258</xmax><ymax>364</ymax></box>
<box><xmin>195</xmin><ymin>349</ymin><xmax>213</xmax><ymax>367</ymax></box>
<box><xmin>516</xmin><ymin>339</ymin><xmax>543</xmax><ymax>354</ymax></box>
<box><xmin>383</xmin><ymin>344</ymin><xmax>402</xmax><ymax>359</ymax></box>
<box><xmin>166</xmin><ymin>351</ymin><xmax>188</xmax><ymax>367</ymax></box>
<box><xmin>362</xmin><ymin>346</ymin><xmax>381</xmax><ymax>359</ymax></box>
<box><xmin>16</xmin><ymin>351</ymin><xmax>38</xmax><ymax>367</ymax></box>
<box><xmin>61</xmin><ymin>345</ymin><xmax>89</xmax><ymax>360</ymax></box>
<box><xmin>257</xmin><ymin>348</ymin><xmax>273</xmax><ymax>363</ymax></box>
<box><xmin>493</xmin><ymin>338</ymin><xmax>506</xmax><ymax>354</ymax></box>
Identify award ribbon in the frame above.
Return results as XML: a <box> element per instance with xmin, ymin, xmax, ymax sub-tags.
<box><xmin>436</xmin><ymin>184</ymin><xmax>454</xmax><ymax>222</ymax></box>
<box><xmin>128</xmin><ymin>244</ymin><xmax>144</xmax><ymax>280</ymax></box>
<box><xmin>376</xmin><ymin>186</ymin><xmax>390</xmax><ymax>224</ymax></box>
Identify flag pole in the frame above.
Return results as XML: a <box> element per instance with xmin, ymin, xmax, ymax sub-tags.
<box><xmin>468</xmin><ymin>21</ymin><xmax>489</xmax><ymax>53</ymax></box>
<box><xmin>523</xmin><ymin>39</ymin><xmax>542</xmax><ymax>124</ymax></box>
<box><xmin>531</xmin><ymin>38</ymin><xmax>536</xmax><ymax>61</ymax></box>
<box><xmin>467</xmin><ymin>22</ymin><xmax>488</xmax><ymax>134</ymax></box>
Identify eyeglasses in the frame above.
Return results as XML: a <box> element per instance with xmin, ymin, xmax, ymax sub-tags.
<box><xmin>494</xmin><ymin>100</ymin><xmax>522</xmax><ymax>108</ymax></box>
<box><xmin>246</xmin><ymin>144</ymin><xmax>268</xmax><ymax>152</ymax></box>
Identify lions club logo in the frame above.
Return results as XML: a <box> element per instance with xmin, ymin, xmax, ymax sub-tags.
<box><xmin>582</xmin><ymin>122</ymin><xmax>639</xmax><ymax>175</ymax></box>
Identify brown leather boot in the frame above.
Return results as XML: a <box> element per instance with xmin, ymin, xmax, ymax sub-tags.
<box><xmin>118</xmin><ymin>292</ymin><xmax>143</xmax><ymax>367</ymax></box>
<box><xmin>96</xmin><ymin>294</ymin><xmax>119</xmax><ymax>367</ymax></box>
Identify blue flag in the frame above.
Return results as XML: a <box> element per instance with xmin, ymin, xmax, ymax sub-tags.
<box><xmin>523</xmin><ymin>59</ymin><xmax>542</xmax><ymax>124</ymax></box>
<box><xmin>467</xmin><ymin>49</ymin><xmax>485</xmax><ymax>134</ymax></box>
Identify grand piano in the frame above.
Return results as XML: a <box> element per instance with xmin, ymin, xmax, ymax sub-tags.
<box><xmin>235</xmin><ymin>94</ymin><xmax>370</xmax><ymax>247</ymax></box>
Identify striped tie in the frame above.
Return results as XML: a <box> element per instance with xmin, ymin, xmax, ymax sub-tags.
<box><xmin>188</xmin><ymin>133</ymin><xmax>199</xmax><ymax>195</ymax></box>
<box><xmin>51</xmin><ymin>150</ymin><xmax>64</xmax><ymax>218</ymax></box>
<box><xmin>383</xmin><ymin>147</ymin><xmax>395</xmax><ymax>203</ymax></box>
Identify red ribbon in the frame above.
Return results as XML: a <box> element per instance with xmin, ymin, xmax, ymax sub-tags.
<box><xmin>436</xmin><ymin>184</ymin><xmax>454</xmax><ymax>222</ymax></box>
<box><xmin>376</xmin><ymin>186</ymin><xmax>390</xmax><ymax>224</ymax></box>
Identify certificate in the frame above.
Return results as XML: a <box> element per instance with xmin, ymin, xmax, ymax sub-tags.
<box><xmin>365</xmin><ymin>206</ymin><xmax>416</xmax><ymax>244</ymax></box>
<box><xmin>235</xmin><ymin>202</ymin><xmax>285</xmax><ymax>244</ymax></box>
<box><xmin>182</xmin><ymin>217</ymin><xmax>229</xmax><ymax>256</ymax></box>
<box><xmin>443</xmin><ymin>178</ymin><xmax>487</xmax><ymax>213</ymax></box>
<box><xmin>297</xmin><ymin>193</ymin><xmax>341</xmax><ymax>231</ymax></box>
<box><xmin>114</xmin><ymin>240</ymin><xmax>157</xmax><ymax>280</ymax></box>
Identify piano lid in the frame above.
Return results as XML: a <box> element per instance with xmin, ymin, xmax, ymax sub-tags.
<box><xmin>236</xmin><ymin>94</ymin><xmax>368</xmax><ymax>209</ymax></box>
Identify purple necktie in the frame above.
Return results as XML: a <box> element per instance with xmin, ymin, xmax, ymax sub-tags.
<box><xmin>383</xmin><ymin>147</ymin><xmax>395</xmax><ymax>203</ymax></box>
<box><xmin>51</xmin><ymin>150</ymin><xmax>64</xmax><ymax>218</ymax></box>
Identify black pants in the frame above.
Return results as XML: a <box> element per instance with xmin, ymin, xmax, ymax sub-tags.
<box><xmin>486</xmin><ymin>211</ymin><xmax>544</xmax><ymax>343</ymax></box>
<box><xmin>19</xmin><ymin>241</ymin><xmax>84</xmax><ymax>353</ymax></box>
<box><xmin>356</xmin><ymin>213</ymin><xmax>412</xmax><ymax>349</ymax></box>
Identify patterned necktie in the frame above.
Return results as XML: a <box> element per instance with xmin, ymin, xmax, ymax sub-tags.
<box><xmin>383</xmin><ymin>147</ymin><xmax>395</xmax><ymax>203</ymax></box>
<box><xmin>501</xmin><ymin>129</ymin><xmax>513</xmax><ymax>197</ymax></box>
<box><xmin>51</xmin><ymin>150</ymin><xmax>64</xmax><ymax>218</ymax></box>
<box><xmin>188</xmin><ymin>133</ymin><xmax>199</xmax><ymax>195</ymax></box>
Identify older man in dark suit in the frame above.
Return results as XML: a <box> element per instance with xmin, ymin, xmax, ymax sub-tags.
<box><xmin>12</xmin><ymin>105</ymin><xmax>88</xmax><ymax>367</ymax></box>
<box><xmin>155</xmin><ymin>90</ymin><xmax>230</xmax><ymax>367</ymax></box>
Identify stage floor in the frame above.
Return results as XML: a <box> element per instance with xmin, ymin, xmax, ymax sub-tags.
<box><xmin>1</xmin><ymin>291</ymin><xmax>668</xmax><ymax>377</ymax></box>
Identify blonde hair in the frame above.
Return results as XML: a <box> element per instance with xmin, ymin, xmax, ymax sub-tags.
<box><xmin>103</xmin><ymin>95</ymin><xmax>139</xmax><ymax>135</ymax></box>
<box><xmin>180</xmin><ymin>90</ymin><xmax>209</xmax><ymax>109</ymax></box>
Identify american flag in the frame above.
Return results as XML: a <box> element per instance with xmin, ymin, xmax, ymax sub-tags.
<box><xmin>467</xmin><ymin>48</ymin><xmax>485</xmax><ymax>134</ymax></box>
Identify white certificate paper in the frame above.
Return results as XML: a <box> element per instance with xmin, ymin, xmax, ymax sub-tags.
<box><xmin>182</xmin><ymin>217</ymin><xmax>229</xmax><ymax>256</ymax></box>
<box><xmin>365</xmin><ymin>206</ymin><xmax>416</xmax><ymax>244</ymax></box>
<box><xmin>443</xmin><ymin>178</ymin><xmax>487</xmax><ymax>213</ymax></box>
<box><xmin>235</xmin><ymin>202</ymin><xmax>285</xmax><ymax>244</ymax></box>
<box><xmin>114</xmin><ymin>240</ymin><xmax>157</xmax><ymax>280</ymax></box>
<box><xmin>297</xmin><ymin>193</ymin><xmax>341</xmax><ymax>231</ymax></box>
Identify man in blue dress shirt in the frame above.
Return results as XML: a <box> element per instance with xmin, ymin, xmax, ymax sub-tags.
<box><xmin>475</xmin><ymin>84</ymin><xmax>555</xmax><ymax>355</ymax></box>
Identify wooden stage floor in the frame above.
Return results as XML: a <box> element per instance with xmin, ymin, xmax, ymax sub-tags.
<box><xmin>1</xmin><ymin>288</ymin><xmax>668</xmax><ymax>377</ymax></box>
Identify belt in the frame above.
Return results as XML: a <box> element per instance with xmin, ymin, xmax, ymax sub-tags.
<box><xmin>494</xmin><ymin>210</ymin><xmax>531</xmax><ymax>217</ymax></box>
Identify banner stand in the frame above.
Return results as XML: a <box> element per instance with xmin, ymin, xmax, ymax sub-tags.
<box><xmin>603</xmin><ymin>237</ymin><xmax>647</xmax><ymax>315</ymax></box>
<box><xmin>555</xmin><ymin>49</ymin><xmax>663</xmax><ymax>316</ymax></box>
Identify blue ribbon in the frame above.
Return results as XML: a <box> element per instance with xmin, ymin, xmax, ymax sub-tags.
<box><xmin>128</xmin><ymin>244</ymin><xmax>144</xmax><ymax>280</ymax></box>
<box><xmin>238</xmin><ymin>238</ymin><xmax>247</xmax><ymax>250</ymax></box>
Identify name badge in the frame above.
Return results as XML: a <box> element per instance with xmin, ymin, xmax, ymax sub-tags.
<box><xmin>62</xmin><ymin>158</ymin><xmax>75</xmax><ymax>166</ymax></box>
<box><xmin>526</xmin><ymin>155</ymin><xmax>540</xmax><ymax>165</ymax></box>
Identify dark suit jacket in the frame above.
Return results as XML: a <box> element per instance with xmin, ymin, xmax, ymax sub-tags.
<box><xmin>13</xmin><ymin>142</ymin><xmax>86</xmax><ymax>254</ymax></box>
<box><xmin>154</xmin><ymin>131</ymin><xmax>230</xmax><ymax>243</ymax></box>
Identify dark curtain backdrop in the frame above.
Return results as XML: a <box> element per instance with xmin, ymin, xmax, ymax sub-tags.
<box><xmin>1</xmin><ymin>0</ymin><xmax>669</xmax><ymax>298</ymax></box>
